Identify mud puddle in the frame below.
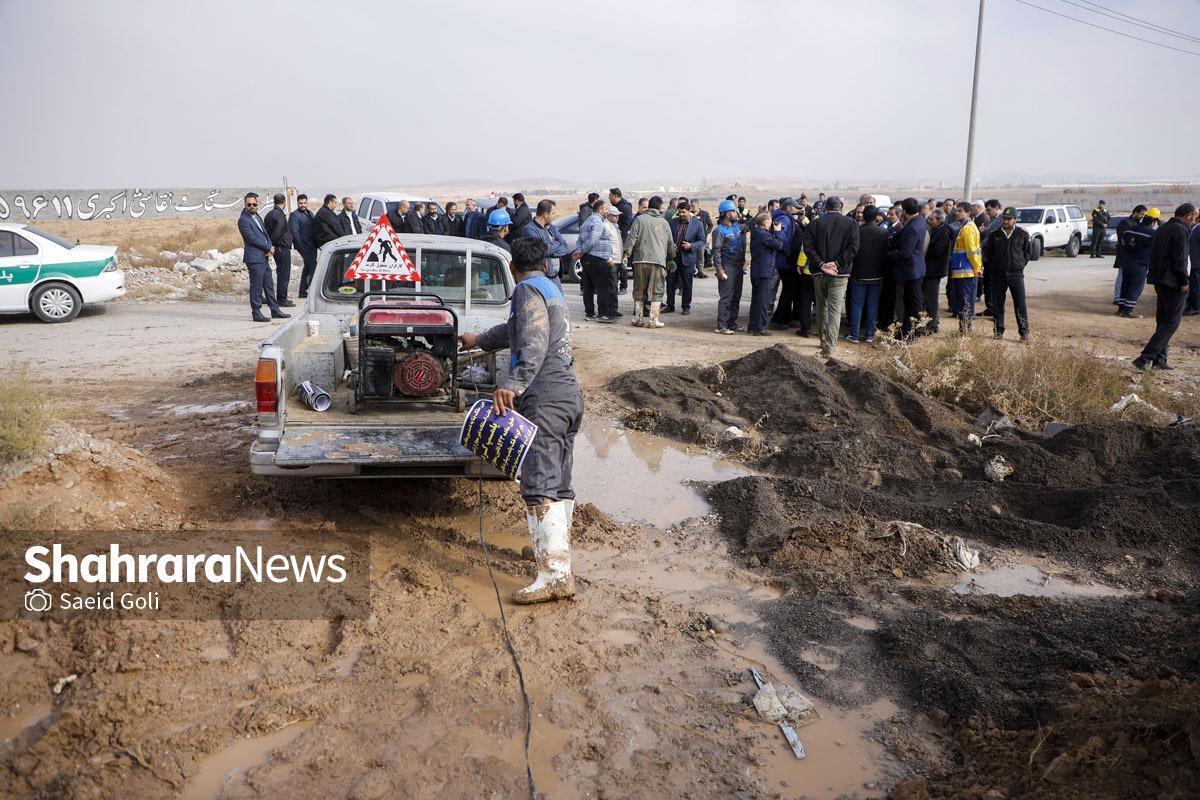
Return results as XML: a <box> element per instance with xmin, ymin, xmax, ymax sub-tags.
<box><xmin>0</xmin><ymin>702</ymin><xmax>52</xmax><ymax>741</ymax></box>
<box><xmin>950</xmin><ymin>562</ymin><xmax>1131</xmax><ymax>599</ymax></box>
<box><xmin>573</xmin><ymin>421</ymin><xmax>750</xmax><ymax>527</ymax></box>
<box><xmin>180</xmin><ymin>719</ymin><xmax>314</xmax><ymax>800</ymax></box>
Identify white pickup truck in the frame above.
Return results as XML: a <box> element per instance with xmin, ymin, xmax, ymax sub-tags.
<box><xmin>249</xmin><ymin>232</ymin><xmax>514</xmax><ymax>477</ymax></box>
<box><xmin>1015</xmin><ymin>205</ymin><xmax>1089</xmax><ymax>260</ymax></box>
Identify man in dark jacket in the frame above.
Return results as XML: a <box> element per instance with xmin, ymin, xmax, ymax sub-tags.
<box><xmin>1133</xmin><ymin>204</ymin><xmax>1197</xmax><ymax>370</ymax></box>
<box><xmin>578</xmin><ymin>193</ymin><xmax>600</xmax><ymax>225</ymax></box>
<box><xmin>1187</xmin><ymin>220</ymin><xmax>1200</xmax><ymax>315</ymax></box>
<box><xmin>1117</xmin><ymin>208</ymin><xmax>1159</xmax><ymax>318</ymax></box>
<box><xmin>924</xmin><ymin>209</ymin><xmax>953</xmax><ymax>333</ymax></box>
<box><xmin>886</xmin><ymin>198</ymin><xmax>928</xmax><ymax>339</ymax></box>
<box><xmin>1090</xmin><ymin>200</ymin><xmax>1111</xmax><ymax>258</ymax></box>
<box><xmin>463</xmin><ymin>199</ymin><xmax>486</xmax><ymax>240</ymax></box>
<box><xmin>312</xmin><ymin>194</ymin><xmax>345</xmax><ymax>250</ymax></box>
<box><xmin>981</xmin><ymin>207</ymin><xmax>1033</xmax><ymax>340</ymax></box>
<box><xmin>264</xmin><ymin>193</ymin><xmax>295</xmax><ymax>307</ymax></box>
<box><xmin>509</xmin><ymin>193</ymin><xmax>533</xmax><ymax>235</ymax></box>
<box><xmin>237</xmin><ymin>193</ymin><xmax>288</xmax><ymax>321</ymax></box>
<box><xmin>768</xmin><ymin>198</ymin><xmax>800</xmax><ymax>329</ymax></box>
<box><xmin>665</xmin><ymin>201</ymin><xmax>707</xmax><ymax>314</ymax></box>
<box><xmin>848</xmin><ymin>206</ymin><xmax>888</xmax><ymax>343</ymax></box>
<box><xmin>288</xmin><ymin>194</ymin><xmax>317</xmax><ymax>299</ymax></box>
<box><xmin>444</xmin><ymin>201</ymin><xmax>465</xmax><ymax>237</ymax></box>
<box><xmin>804</xmin><ymin>197</ymin><xmax>860</xmax><ymax>356</ymax></box>
<box><xmin>405</xmin><ymin>202</ymin><xmax>426</xmax><ymax>236</ymax></box>
<box><xmin>517</xmin><ymin>200</ymin><xmax>575</xmax><ymax>287</ymax></box>
<box><xmin>387</xmin><ymin>200</ymin><xmax>411</xmax><ymax>234</ymax></box>
<box><xmin>609</xmin><ymin>188</ymin><xmax>634</xmax><ymax>293</ymax></box>
<box><xmin>423</xmin><ymin>204</ymin><xmax>446</xmax><ymax>236</ymax></box>
<box><xmin>1112</xmin><ymin>204</ymin><xmax>1146</xmax><ymax>304</ymax></box>
<box><xmin>748</xmin><ymin>213</ymin><xmax>787</xmax><ymax>335</ymax></box>
<box><xmin>339</xmin><ymin>197</ymin><xmax>363</xmax><ymax>236</ymax></box>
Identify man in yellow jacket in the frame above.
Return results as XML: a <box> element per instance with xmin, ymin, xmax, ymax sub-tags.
<box><xmin>948</xmin><ymin>201</ymin><xmax>983</xmax><ymax>334</ymax></box>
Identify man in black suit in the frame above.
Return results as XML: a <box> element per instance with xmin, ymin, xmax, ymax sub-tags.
<box><xmin>444</xmin><ymin>201</ymin><xmax>465</xmax><ymax>237</ymax></box>
<box><xmin>263</xmin><ymin>193</ymin><xmax>295</xmax><ymax>307</ymax></box>
<box><xmin>509</xmin><ymin>192</ymin><xmax>533</xmax><ymax>234</ymax></box>
<box><xmin>405</xmin><ymin>202</ymin><xmax>425</xmax><ymax>235</ymax></box>
<box><xmin>340</xmin><ymin>197</ymin><xmax>363</xmax><ymax>235</ymax></box>
<box><xmin>387</xmin><ymin>200</ymin><xmax>411</xmax><ymax>233</ymax></box>
<box><xmin>237</xmin><ymin>193</ymin><xmax>289</xmax><ymax>322</ymax></box>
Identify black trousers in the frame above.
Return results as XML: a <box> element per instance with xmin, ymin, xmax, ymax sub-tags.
<box><xmin>272</xmin><ymin>246</ymin><xmax>292</xmax><ymax>301</ymax></box>
<box><xmin>877</xmin><ymin>273</ymin><xmax>896</xmax><ymax>331</ymax></box>
<box><xmin>990</xmin><ymin>271</ymin><xmax>1029</xmax><ymax>336</ymax></box>
<box><xmin>749</xmin><ymin>276</ymin><xmax>772</xmax><ymax>332</ymax></box>
<box><xmin>297</xmin><ymin>247</ymin><xmax>317</xmax><ymax>296</ymax></box>
<box><xmin>666</xmin><ymin>267</ymin><xmax>694</xmax><ymax>311</ymax></box>
<box><xmin>923</xmin><ymin>277</ymin><xmax>943</xmax><ymax>331</ymax></box>
<box><xmin>795</xmin><ymin>272</ymin><xmax>814</xmax><ymax>334</ymax></box>
<box><xmin>1090</xmin><ymin>226</ymin><xmax>1105</xmax><ymax>257</ymax></box>
<box><xmin>771</xmin><ymin>268</ymin><xmax>801</xmax><ymax>325</ymax></box>
<box><xmin>1139</xmin><ymin>284</ymin><xmax>1185</xmax><ymax>366</ymax></box>
<box><xmin>248</xmin><ymin>261</ymin><xmax>281</xmax><ymax>316</ymax></box>
<box><xmin>580</xmin><ymin>254</ymin><xmax>616</xmax><ymax>317</ymax></box>
<box><xmin>899</xmin><ymin>278</ymin><xmax>924</xmax><ymax>337</ymax></box>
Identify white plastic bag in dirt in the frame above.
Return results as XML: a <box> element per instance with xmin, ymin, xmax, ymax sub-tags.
<box><xmin>952</xmin><ymin>538</ymin><xmax>980</xmax><ymax>571</ymax></box>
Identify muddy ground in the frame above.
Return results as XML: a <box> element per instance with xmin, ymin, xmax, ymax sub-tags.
<box><xmin>1</xmin><ymin>260</ymin><xmax>1199</xmax><ymax>800</ymax></box>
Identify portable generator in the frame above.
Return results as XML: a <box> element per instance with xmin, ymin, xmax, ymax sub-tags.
<box><xmin>348</xmin><ymin>291</ymin><xmax>465</xmax><ymax>413</ymax></box>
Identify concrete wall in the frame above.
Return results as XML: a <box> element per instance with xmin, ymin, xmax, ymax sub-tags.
<box><xmin>0</xmin><ymin>187</ymin><xmax>281</xmax><ymax>222</ymax></box>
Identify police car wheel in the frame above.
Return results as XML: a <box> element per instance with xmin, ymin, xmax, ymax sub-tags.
<box><xmin>571</xmin><ymin>259</ymin><xmax>583</xmax><ymax>283</ymax></box>
<box><xmin>1064</xmin><ymin>235</ymin><xmax>1080</xmax><ymax>258</ymax></box>
<box><xmin>31</xmin><ymin>282</ymin><xmax>82</xmax><ymax>323</ymax></box>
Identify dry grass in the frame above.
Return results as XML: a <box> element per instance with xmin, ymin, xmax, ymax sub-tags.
<box><xmin>864</xmin><ymin>335</ymin><xmax>1200</xmax><ymax>429</ymax></box>
<box><xmin>190</xmin><ymin>269</ymin><xmax>248</xmax><ymax>297</ymax></box>
<box><xmin>0</xmin><ymin>367</ymin><xmax>54</xmax><ymax>461</ymax></box>
<box><xmin>30</xmin><ymin>217</ymin><xmax>241</xmax><ymax>267</ymax></box>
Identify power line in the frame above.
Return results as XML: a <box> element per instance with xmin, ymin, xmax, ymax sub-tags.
<box><xmin>1072</xmin><ymin>0</ymin><xmax>1200</xmax><ymax>45</ymax></box>
<box><xmin>1011</xmin><ymin>0</ymin><xmax>1200</xmax><ymax>58</ymax></box>
<box><xmin>1060</xmin><ymin>0</ymin><xmax>1200</xmax><ymax>45</ymax></box>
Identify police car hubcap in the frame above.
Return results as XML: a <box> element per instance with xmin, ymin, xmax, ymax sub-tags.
<box><xmin>40</xmin><ymin>289</ymin><xmax>73</xmax><ymax>318</ymax></box>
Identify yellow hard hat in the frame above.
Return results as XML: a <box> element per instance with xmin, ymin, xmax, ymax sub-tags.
<box><xmin>1145</xmin><ymin>207</ymin><xmax>1162</xmax><ymax>220</ymax></box>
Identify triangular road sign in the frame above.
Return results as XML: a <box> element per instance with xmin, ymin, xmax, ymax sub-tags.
<box><xmin>344</xmin><ymin>215</ymin><xmax>419</xmax><ymax>282</ymax></box>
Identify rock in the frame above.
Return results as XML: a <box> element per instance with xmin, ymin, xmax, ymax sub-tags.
<box><xmin>158</xmin><ymin>250</ymin><xmax>178</xmax><ymax>261</ymax></box>
<box><xmin>201</xmin><ymin>248</ymin><xmax>220</xmax><ymax>260</ymax></box>
<box><xmin>15</xmin><ymin>632</ymin><xmax>40</xmax><ymax>653</ymax></box>
<box><xmin>865</xmin><ymin>469</ymin><xmax>883</xmax><ymax>489</ymax></box>
<box><xmin>776</xmin><ymin>684</ymin><xmax>815</xmax><ymax>720</ymax></box>
<box><xmin>173</xmin><ymin>262</ymin><xmax>191</xmax><ymax>273</ymax></box>
<box><xmin>975</xmin><ymin>407</ymin><xmax>1014</xmax><ymax>431</ymax></box>
<box><xmin>189</xmin><ymin>258</ymin><xmax>220</xmax><ymax>272</ymax></box>
<box><xmin>177</xmin><ymin>250</ymin><xmax>195</xmax><ymax>260</ymax></box>
<box><xmin>889</xmin><ymin>778</ymin><xmax>929</xmax><ymax>800</ymax></box>
<box><xmin>220</xmin><ymin>248</ymin><xmax>244</xmax><ymax>266</ymax></box>
<box><xmin>940</xmin><ymin>467</ymin><xmax>963</xmax><ymax>481</ymax></box>
<box><xmin>1043</xmin><ymin>421</ymin><xmax>1071</xmax><ymax>437</ymax></box>
<box><xmin>349</xmin><ymin>769</ymin><xmax>393</xmax><ymax>800</ymax></box>
<box><xmin>990</xmin><ymin>504</ymin><xmax>1003</xmax><ymax>515</ymax></box>
<box><xmin>1042</xmin><ymin>752</ymin><xmax>1077</xmax><ymax>784</ymax></box>
<box><xmin>706</xmin><ymin>615</ymin><xmax>730</xmax><ymax>634</ymax></box>
<box><xmin>1149</xmin><ymin>587</ymin><xmax>1184</xmax><ymax>603</ymax></box>
<box><xmin>983</xmin><ymin>455</ymin><xmax>1013</xmax><ymax>482</ymax></box>
<box><xmin>752</xmin><ymin>683</ymin><xmax>787</xmax><ymax>723</ymax></box>
<box><xmin>520</xmin><ymin>545</ymin><xmax>535</xmax><ymax>561</ymax></box>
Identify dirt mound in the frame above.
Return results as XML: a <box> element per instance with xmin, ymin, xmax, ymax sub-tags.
<box><xmin>0</xmin><ymin>421</ymin><xmax>183</xmax><ymax>530</ymax></box>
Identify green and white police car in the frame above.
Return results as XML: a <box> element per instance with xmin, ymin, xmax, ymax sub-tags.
<box><xmin>0</xmin><ymin>222</ymin><xmax>125</xmax><ymax>322</ymax></box>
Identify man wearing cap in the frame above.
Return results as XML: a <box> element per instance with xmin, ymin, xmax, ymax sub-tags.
<box><xmin>1116</xmin><ymin>208</ymin><xmax>1160</xmax><ymax>318</ymax></box>
<box><xmin>712</xmin><ymin>199</ymin><xmax>746</xmax><ymax>334</ymax></box>
<box><xmin>1112</xmin><ymin>204</ymin><xmax>1146</xmax><ymax>304</ymax></box>
<box><xmin>768</xmin><ymin>198</ymin><xmax>800</xmax><ymax>330</ymax></box>
<box><xmin>1091</xmin><ymin>200</ymin><xmax>1111</xmax><ymax>258</ymax></box>
<box><xmin>948</xmin><ymin>201</ymin><xmax>983</xmax><ymax>334</ymax></box>
<box><xmin>981</xmin><ymin>207</ymin><xmax>1033</xmax><ymax>341</ymax></box>
<box><xmin>458</xmin><ymin>237</ymin><xmax>583</xmax><ymax>604</ymax></box>
<box><xmin>264</xmin><ymin>193</ymin><xmax>295</xmax><ymax>307</ymax></box>
<box><xmin>1134</xmin><ymin>203</ymin><xmax>1198</xmax><ymax>371</ymax></box>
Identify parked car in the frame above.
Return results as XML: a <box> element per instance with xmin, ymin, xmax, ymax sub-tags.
<box><xmin>551</xmin><ymin>213</ymin><xmax>584</xmax><ymax>282</ymax></box>
<box><xmin>1014</xmin><ymin>205</ymin><xmax>1088</xmax><ymax>260</ymax></box>
<box><xmin>356</xmin><ymin>192</ymin><xmax>445</xmax><ymax>226</ymax></box>
<box><xmin>0</xmin><ymin>223</ymin><xmax>124</xmax><ymax>323</ymax></box>
<box><xmin>1082</xmin><ymin>215</ymin><xmax>1124</xmax><ymax>255</ymax></box>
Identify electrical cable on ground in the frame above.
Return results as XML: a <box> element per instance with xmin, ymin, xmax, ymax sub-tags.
<box><xmin>1012</xmin><ymin>0</ymin><xmax>1200</xmax><ymax>58</ymax></box>
<box><xmin>477</xmin><ymin>474</ymin><xmax>538</xmax><ymax>800</ymax></box>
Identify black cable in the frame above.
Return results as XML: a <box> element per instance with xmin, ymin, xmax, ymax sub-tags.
<box><xmin>1011</xmin><ymin>0</ymin><xmax>1200</xmax><ymax>57</ymax></box>
<box><xmin>477</xmin><ymin>474</ymin><xmax>537</xmax><ymax>800</ymax></box>
<box><xmin>1071</xmin><ymin>0</ymin><xmax>1200</xmax><ymax>45</ymax></box>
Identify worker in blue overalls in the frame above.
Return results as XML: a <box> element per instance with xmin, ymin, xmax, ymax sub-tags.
<box><xmin>458</xmin><ymin>237</ymin><xmax>583</xmax><ymax>604</ymax></box>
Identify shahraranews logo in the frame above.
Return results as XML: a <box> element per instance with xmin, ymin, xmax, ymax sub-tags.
<box><xmin>23</xmin><ymin>543</ymin><xmax>348</xmax><ymax>613</ymax></box>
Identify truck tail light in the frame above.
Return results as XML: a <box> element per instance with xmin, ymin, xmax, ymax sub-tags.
<box><xmin>255</xmin><ymin>359</ymin><xmax>278</xmax><ymax>412</ymax></box>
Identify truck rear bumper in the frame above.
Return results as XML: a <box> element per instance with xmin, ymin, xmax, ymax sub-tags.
<box><xmin>250</xmin><ymin>426</ymin><xmax>503</xmax><ymax>479</ymax></box>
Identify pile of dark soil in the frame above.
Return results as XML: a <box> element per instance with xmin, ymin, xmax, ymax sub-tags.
<box><xmin>609</xmin><ymin>345</ymin><xmax>1200</xmax><ymax>798</ymax></box>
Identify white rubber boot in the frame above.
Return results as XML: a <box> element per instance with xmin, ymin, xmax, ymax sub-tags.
<box><xmin>631</xmin><ymin>301</ymin><xmax>644</xmax><ymax>327</ymax></box>
<box><xmin>512</xmin><ymin>500</ymin><xmax>575</xmax><ymax>604</ymax></box>
<box><xmin>649</xmin><ymin>301</ymin><xmax>666</xmax><ymax>328</ymax></box>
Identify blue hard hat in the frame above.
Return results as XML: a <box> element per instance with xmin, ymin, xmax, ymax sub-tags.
<box><xmin>718</xmin><ymin>199</ymin><xmax>737</xmax><ymax>214</ymax></box>
<box><xmin>488</xmin><ymin>209</ymin><xmax>512</xmax><ymax>227</ymax></box>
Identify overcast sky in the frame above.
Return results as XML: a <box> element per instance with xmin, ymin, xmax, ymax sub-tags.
<box><xmin>3</xmin><ymin>0</ymin><xmax>1199</xmax><ymax>189</ymax></box>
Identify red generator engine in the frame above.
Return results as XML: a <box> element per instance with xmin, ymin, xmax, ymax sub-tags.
<box><xmin>350</xmin><ymin>292</ymin><xmax>465</xmax><ymax>413</ymax></box>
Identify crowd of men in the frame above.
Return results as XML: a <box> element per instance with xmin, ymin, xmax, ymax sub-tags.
<box><xmin>237</xmin><ymin>186</ymin><xmax>1199</xmax><ymax>371</ymax></box>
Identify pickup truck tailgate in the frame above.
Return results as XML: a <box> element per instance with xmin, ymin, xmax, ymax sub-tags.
<box><xmin>274</xmin><ymin>426</ymin><xmax>471</xmax><ymax>466</ymax></box>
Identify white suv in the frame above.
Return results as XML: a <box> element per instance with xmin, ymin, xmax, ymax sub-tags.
<box><xmin>1014</xmin><ymin>205</ymin><xmax>1088</xmax><ymax>260</ymax></box>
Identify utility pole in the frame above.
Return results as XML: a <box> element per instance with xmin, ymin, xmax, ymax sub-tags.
<box><xmin>963</xmin><ymin>0</ymin><xmax>986</xmax><ymax>200</ymax></box>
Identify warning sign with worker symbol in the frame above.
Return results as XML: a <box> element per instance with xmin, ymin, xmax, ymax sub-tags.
<box><xmin>343</xmin><ymin>215</ymin><xmax>419</xmax><ymax>283</ymax></box>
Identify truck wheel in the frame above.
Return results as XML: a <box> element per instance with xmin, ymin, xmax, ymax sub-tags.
<box><xmin>31</xmin><ymin>282</ymin><xmax>82</xmax><ymax>323</ymax></box>
<box><xmin>1030</xmin><ymin>237</ymin><xmax>1043</xmax><ymax>261</ymax></box>
<box><xmin>571</xmin><ymin>258</ymin><xmax>583</xmax><ymax>283</ymax></box>
<box><xmin>1065</xmin><ymin>234</ymin><xmax>1080</xmax><ymax>258</ymax></box>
